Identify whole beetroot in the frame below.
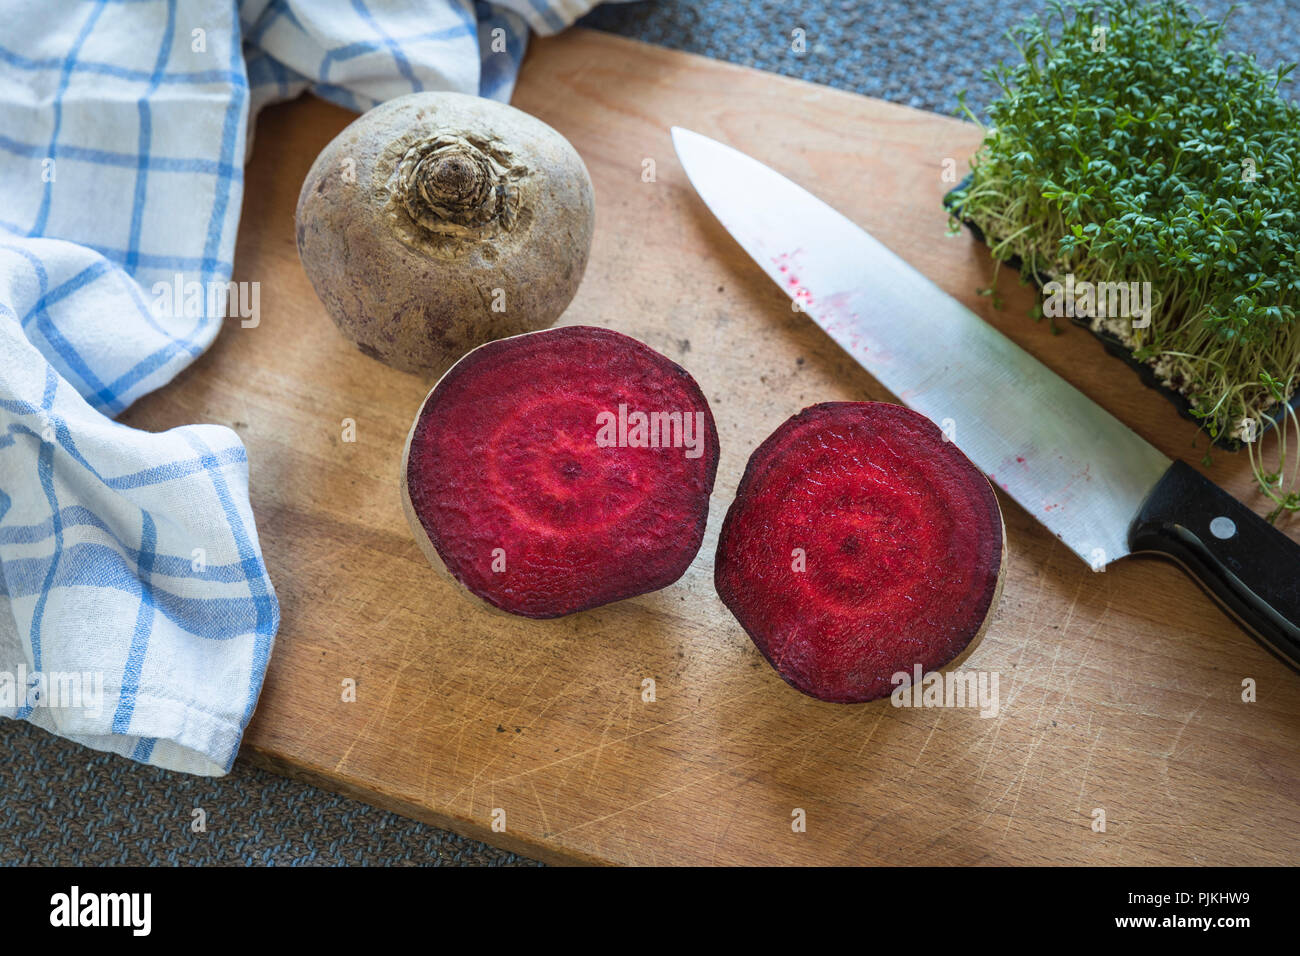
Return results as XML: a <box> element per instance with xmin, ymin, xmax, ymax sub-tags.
<box><xmin>295</xmin><ymin>92</ymin><xmax>595</xmax><ymax>376</ymax></box>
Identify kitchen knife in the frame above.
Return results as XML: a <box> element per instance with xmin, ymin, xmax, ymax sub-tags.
<box><xmin>671</xmin><ymin>126</ymin><xmax>1300</xmax><ymax>670</ymax></box>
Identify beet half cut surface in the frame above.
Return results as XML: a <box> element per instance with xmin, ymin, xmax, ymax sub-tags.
<box><xmin>403</xmin><ymin>326</ymin><xmax>720</xmax><ymax>618</ymax></box>
<box><xmin>715</xmin><ymin>402</ymin><xmax>1005</xmax><ymax>703</ymax></box>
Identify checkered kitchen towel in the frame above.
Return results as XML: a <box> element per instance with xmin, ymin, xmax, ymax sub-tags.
<box><xmin>0</xmin><ymin>0</ymin><xmax>611</xmax><ymax>775</ymax></box>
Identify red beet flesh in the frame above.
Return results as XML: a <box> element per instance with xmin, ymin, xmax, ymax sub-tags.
<box><xmin>714</xmin><ymin>402</ymin><xmax>1004</xmax><ymax>703</ymax></box>
<box><xmin>404</xmin><ymin>326</ymin><xmax>719</xmax><ymax>618</ymax></box>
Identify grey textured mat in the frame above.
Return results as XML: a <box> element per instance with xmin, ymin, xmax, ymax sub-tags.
<box><xmin>581</xmin><ymin>0</ymin><xmax>1300</xmax><ymax>115</ymax></box>
<box><xmin>5</xmin><ymin>0</ymin><xmax>1297</xmax><ymax>867</ymax></box>
<box><xmin>2</xmin><ymin>721</ymin><xmax>535</xmax><ymax>865</ymax></box>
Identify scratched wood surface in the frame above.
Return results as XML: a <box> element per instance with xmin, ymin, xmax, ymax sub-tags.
<box><xmin>120</xmin><ymin>30</ymin><xmax>1300</xmax><ymax>866</ymax></box>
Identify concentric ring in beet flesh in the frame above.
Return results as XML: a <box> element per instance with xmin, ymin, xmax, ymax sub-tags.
<box><xmin>403</xmin><ymin>326</ymin><xmax>720</xmax><ymax>618</ymax></box>
<box><xmin>714</xmin><ymin>402</ymin><xmax>1005</xmax><ymax>702</ymax></box>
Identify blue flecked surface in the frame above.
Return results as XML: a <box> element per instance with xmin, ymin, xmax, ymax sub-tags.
<box><xmin>5</xmin><ymin>0</ymin><xmax>1298</xmax><ymax>867</ymax></box>
<box><xmin>581</xmin><ymin>0</ymin><xmax>1300</xmax><ymax>113</ymax></box>
<box><xmin>1</xmin><ymin>721</ymin><xmax>537</xmax><ymax>865</ymax></box>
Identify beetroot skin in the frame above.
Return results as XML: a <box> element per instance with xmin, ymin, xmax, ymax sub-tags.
<box><xmin>714</xmin><ymin>402</ymin><xmax>1005</xmax><ymax>703</ymax></box>
<box><xmin>403</xmin><ymin>326</ymin><xmax>720</xmax><ymax>618</ymax></box>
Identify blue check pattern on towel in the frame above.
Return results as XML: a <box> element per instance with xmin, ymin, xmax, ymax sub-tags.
<box><xmin>0</xmin><ymin>0</ymin><xmax>606</xmax><ymax>775</ymax></box>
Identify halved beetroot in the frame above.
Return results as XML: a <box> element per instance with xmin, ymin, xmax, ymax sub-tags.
<box><xmin>715</xmin><ymin>402</ymin><xmax>1004</xmax><ymax>703</ymax></box>
<box><xmin>402</xmin><ymin>326</ymin><xmax>720</xmax><ymax>618</ymax></box>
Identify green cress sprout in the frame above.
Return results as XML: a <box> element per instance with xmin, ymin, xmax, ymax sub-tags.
<box><xmin>948</xmin><ymin>0</ymin><xmax>1300</xmax><ymax>518</ymax></box>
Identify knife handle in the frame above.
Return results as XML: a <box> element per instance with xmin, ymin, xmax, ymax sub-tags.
<box><xmin>1128</xmin><ymin>460</ymin><xmax>1300</xmax><ymax>670</ymax></box>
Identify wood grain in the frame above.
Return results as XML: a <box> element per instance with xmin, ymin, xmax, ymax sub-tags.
<box><xmin>120</xmin><ymin>29</ymin><xmax>1300</xmax><ymax>866</ymax></box>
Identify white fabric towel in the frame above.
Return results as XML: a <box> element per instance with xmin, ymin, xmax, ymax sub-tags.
<box><xmin>0</xmin><ymin>0</ymin><xmax>611</xmax><ymax>775</ymax></box>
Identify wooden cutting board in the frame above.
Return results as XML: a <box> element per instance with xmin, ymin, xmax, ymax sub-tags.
<box><xmin>120</xmin><ymin>29</ymin><xmax>1300</xmax><ymax>866</ymax></box>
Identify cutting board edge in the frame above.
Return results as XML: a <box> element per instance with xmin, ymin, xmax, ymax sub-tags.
<box><xmin>543</xmin><ymin>27</ymin><xmax>979</xmax><ymax>132</ymax></box>
<box><xmin>243</xmin><ymin>745</ymin><xmax>607</xmax><ymax>867</ymax></box>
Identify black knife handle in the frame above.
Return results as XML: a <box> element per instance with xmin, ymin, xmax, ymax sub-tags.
<box><xmin>1128</xmin><ymin>460</ymin><xmax>1300</xmax><ymax>670</ymax></box>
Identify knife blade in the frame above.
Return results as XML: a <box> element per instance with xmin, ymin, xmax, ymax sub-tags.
<box><xmin>672</xmin><ymin>126</ymin><xmax>1300</xmax><ymax>667</ymax></box>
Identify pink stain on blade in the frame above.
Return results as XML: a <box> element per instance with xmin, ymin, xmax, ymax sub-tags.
<box><xmin>787</xmin><ymin>275</ymin><xmax>813</xmax><ymax>301</ymax></box>
<box><xmin>819</xmin><ymin>291</ymin><xmax>856</xmax><ymax>318</ymax></box>
<box><xmin>773</xmin><ymin>251</ymin><xmax>818</xmax><ymax>312</ymax></box>
<box><xmin>1041</xmin><ymin>464</ymin><xmax>1089</xmax><ymax>515</ymax></box>
<box><xmin>772</xmin><ymin>252</ymin><xmax>889</xmax><ymax>362</ymax></box>
<box><xmin>772</xmin><ymin>250</ymin><xmax>803</xmax><ymax>275</ymax></box>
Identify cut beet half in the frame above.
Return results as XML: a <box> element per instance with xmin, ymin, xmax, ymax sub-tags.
<box><xmin>715</xmin><ymin>402</ymin><xmax>1005</xmax><ymax>703</ymax></box>
<box><xmin>403</xmin><ymin>326</ymin><xmax>720</xmax><ymax>618</ymax></box>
